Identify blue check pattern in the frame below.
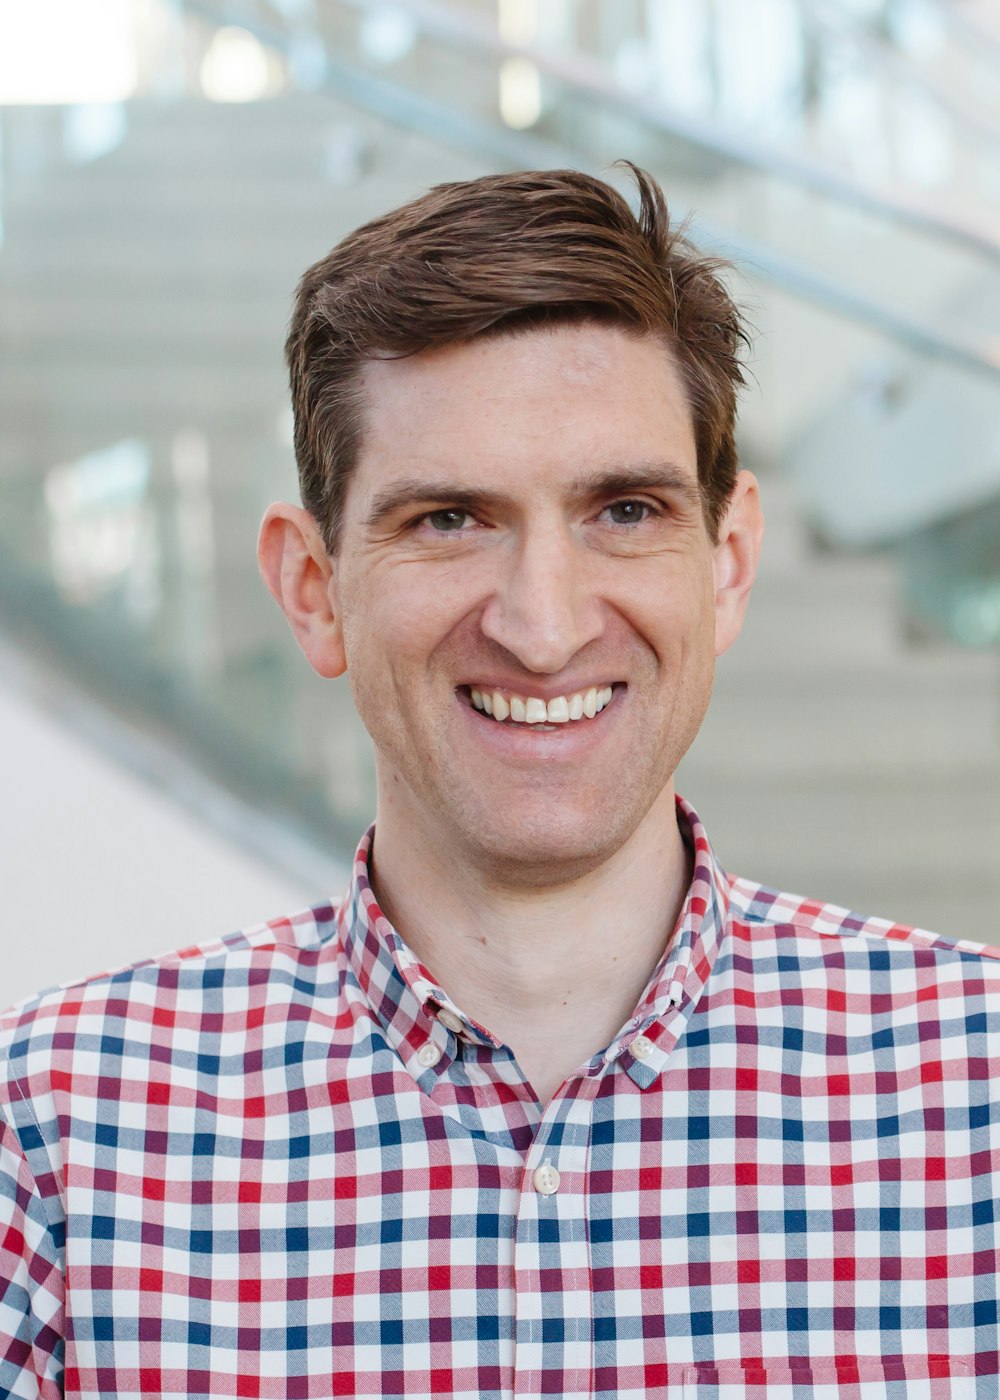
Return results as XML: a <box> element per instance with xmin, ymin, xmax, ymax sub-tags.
<box><xmin>1</xmin><ymin>797</ymin><xmax>998</xmax><ymax>1398</ymax></box>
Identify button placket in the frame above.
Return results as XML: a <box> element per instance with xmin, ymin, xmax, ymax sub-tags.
<box><xmin>512</xmin><ymin>1088</ymin><xmax>599</xmax><ymax>1396</ymax></box>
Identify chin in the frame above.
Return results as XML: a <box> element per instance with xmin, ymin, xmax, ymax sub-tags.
<box><xmin>461</xmin><ymin>804</ymin><xmax>638</xmax><ymax>889</ymax></box>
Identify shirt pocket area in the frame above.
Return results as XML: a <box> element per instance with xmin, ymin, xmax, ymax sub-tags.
<box><xmin>680</xmin><ymin>1358</ymin><xmax>975</xmax><ymax>1398</ymax></box>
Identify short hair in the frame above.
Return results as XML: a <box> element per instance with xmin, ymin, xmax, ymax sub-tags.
<box><xmin>286</xmin><ymin>164</ymin><xmax>749</xmax><ymax>550</ymax></box>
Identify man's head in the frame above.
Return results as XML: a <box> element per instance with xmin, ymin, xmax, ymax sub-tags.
<box><xmin>285</xmin><ymin>164</ymin><xmax>748</xmax><ymax>553</ymax></box>
<box><xmin>260</xmin><ymin>167</ymin><xmax>763</xmax><ymax>886</ymax></box>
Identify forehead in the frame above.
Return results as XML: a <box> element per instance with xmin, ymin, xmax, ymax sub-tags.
<box><xmin>352</xmin><ymin>323</ymin><xmax>698</xmax><ymax>499</ymax></box>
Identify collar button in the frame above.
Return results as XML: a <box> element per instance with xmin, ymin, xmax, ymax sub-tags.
<box><xmin>630</xmin><ymin>1034</ymin><xmax>654</xmax><ymax>1060</ymax></box>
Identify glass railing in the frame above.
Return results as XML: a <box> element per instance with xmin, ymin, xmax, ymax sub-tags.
<box><xmin>221</xmin><ymin>0</ymin><xmax>1000</xmax><ymax>459</ymax></box>
<box><xmin>899</xmin><ymin>499</ymin><xmax>1000</xmax><ymax>650</ymax></box>
<box><xmin>297</xmin><ymin>0</ymin><xmax>1000</xmax><ymax>642</ymax></box>
<box><xmin>318</xmin><ymin>0</ymin><xmax>1000</xmax><ymax>258</ymax></box>
<box><xmin>389</xmin><ymin>0</ymin><xmax>1000</xmax><ymax>228</ymax></box>
<box><xmin>0</xmin><ymin>0</ymin><xmax>997</xmax><ymax>862</ymax></box>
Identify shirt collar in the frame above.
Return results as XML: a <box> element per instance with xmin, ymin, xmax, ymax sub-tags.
<box><xmin>337</xmin><ymin>794</ymin><xmax>732</xmax><ymax>1087</ymax></box>
<box><xmin>604</xmin><ymin>793</ymin><xmax>733</xmax><ymax>1087</ymax></box>
<box><xmin>338</xmin><ymin>830</ymin><xmax>504</xmax><ymax>1066</ymax></box>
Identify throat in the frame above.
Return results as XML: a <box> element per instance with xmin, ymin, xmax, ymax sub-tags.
<box><xmin>368</xmin><ymin>783</ymin><xmax>692</xmax><ymax>1096</ymax></box>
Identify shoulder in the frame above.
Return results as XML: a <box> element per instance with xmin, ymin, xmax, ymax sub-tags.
<box><xmin>729</xmin><ymin>874</ymin><xmax>998</xmax><ymax>960</ymax></box>
<box><xmin>711</xmin><ymin>877</ymin><xmax>1000</xmax><ymax>1095</ymax></box>
<box><xmin>0</xmin><ymin>899</ymin><xmax>344</xmax><ymax>1118</ymax></box>
<box><xmin>725</xmin><ymin>873</ymin><xmax>1000</xmax><ymax>1010</ymax></box>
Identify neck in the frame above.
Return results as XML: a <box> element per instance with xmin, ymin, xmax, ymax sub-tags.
<box><xmin>367</xmin><ymin>786</ymin><xmax>691</xmax><ymax>1106</ymax></box>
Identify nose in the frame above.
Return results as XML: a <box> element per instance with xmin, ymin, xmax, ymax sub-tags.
<box><xmin>479</xmin><ymin>520</ymin><xmax>604</xmax><ymax>674</ymax></box>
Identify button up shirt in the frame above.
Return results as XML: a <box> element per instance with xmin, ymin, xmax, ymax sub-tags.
<box><xmin>1</xmin><ymin>798</ymin><xmax>998</xmax><ymax>1398</ymax></box>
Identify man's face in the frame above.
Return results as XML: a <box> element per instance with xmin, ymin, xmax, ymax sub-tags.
<box><xmin>327</xmin><ymin>323</ymin><xmax>753</xmax><ymax>885</ymax></box>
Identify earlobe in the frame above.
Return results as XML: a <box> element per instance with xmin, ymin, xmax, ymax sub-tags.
<box><xmin>712</xmin><ymin>470</ymin><xmax>764</xmax><ymax>658</ymax></box>
<box><xmin>257</xmin><ymin>503</ymin><xmax>347</xmax><ymax>678</ymax></box>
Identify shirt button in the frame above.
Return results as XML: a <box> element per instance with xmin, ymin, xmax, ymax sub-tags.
<box><xmin>630</xmin><ymin>1034</ymin><xmax>654</xmax><ymax>1060</ymax></box>
<box><xmin>417</xmin><ymin>1042</ymin><xmax>442</xmax><ymax>1068</ymax></box>
<box><xmin>533</xmin><ymin>1161</ymin><xmax>560</xmax><ymax>1196</ymax></box>
<box><xmin>436</xmin><ymin>1008</ymin><xmax>465</xmax><ymax>1034</ymax></box>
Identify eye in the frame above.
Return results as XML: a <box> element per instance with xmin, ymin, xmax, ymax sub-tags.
<box><xmin>424</xmin><ymin>508</ymin><xmax>473</xmax><ymax>532</ymax></box>
<box><xmin>602</xmin><ymin>499</ymin><xmax>655</xmax><ymax>526</ymax></box>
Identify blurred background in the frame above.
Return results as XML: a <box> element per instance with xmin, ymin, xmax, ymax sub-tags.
<box><xmin>2</xmin><ymin>0</ymin><xmax>999</xmax><ymax>1007</ymax></box>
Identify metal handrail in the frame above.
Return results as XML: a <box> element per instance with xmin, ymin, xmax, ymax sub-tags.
<box><xmin>181</xmin><ymin>0</ymin><xmax>1000</xmax><ymax>385</ymax></box>
<box><xmin>694</xmin><ymin>222</ymin><xmax>1000</xmax><ymax>384</ymax></box>
<box><xmin>799</xmin><ymin>0</ymin><xmax>1000</xmax><ymax>151</ymax></box>
<box><xmin>927</xmin><ymin>0</ymin><xmax>1000</xmax><ymax>64</ymax></box>
<box><xmin>328</xmin><ymin>0</ymin><xmax>1000</xmax><ymax>267</ymax></box>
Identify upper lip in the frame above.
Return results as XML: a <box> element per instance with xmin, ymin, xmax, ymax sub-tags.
<box><xmin>459</xmin><ymin>680</ymin><xmax>621</xmax><ymax>701</ymax></box>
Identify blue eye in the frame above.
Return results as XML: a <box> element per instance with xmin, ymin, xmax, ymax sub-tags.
<box><xmin>605</xmin><ymin>500</ymin><xmax>651</xmax><ymax>525</ymax></box>
<box><xmin>426</xmin><ymin>509</ymin><xmax>471</xmax><ymax>532</ymax></box>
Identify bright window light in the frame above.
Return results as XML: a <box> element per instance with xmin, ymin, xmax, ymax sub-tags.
<box><xmin>498</xmin><ymin>0</ymin><xmax>539</xmax><ymax>47</ymax></box>
<box><xmin>358</xmin><ymin>6</ymin><xmax>418</xmax><ymax>66</ymax></box>
<box><xmin>499</xmin><ymin>57</ymin><xmax>541</xmax><ymax>129</ymax></box>
<box><xmin>954</xmin><ymin>589</ymin><xmax>1000</xmax><ymax>648</ymax></box>
<box><xmin>0</xmin><ymin>0</ymin><xmax>137</xmax><ymax>104</ymax></box>
<box><xmin>895</xmin><ymin>92</ymin><xmax>950</xmax><ymax>188</ymax></box>
<box><xmin>63</xmin><ymin>103</ymin><xmax>127</xmax><ymax>165</ymax></box>
<box><xmin>44</xmin><ymin>439</ymin><xmax>155</xmax><ymax>609</ymax></box>
<box><xmin>200</xmin><ymin>26</ymin><xmax>273</xmax><ymax>103</ymax></box>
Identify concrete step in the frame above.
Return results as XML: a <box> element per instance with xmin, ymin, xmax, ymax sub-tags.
<box><xmin>730</xmin><ymin>570</ymin><xmax>1000</xmax><ymax>678</ymax></box>
<box><xmin>691</xmin><ymin>668</ymin><xmax>998</xmax><ymax>777</ymax></box>
<box><xmin>679</xmin><ymin>769</ymin><xmax>1000</xmax><ymax>942</ymax></box>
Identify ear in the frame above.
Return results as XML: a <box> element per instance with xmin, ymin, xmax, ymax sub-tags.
<box><xmin>257</xmin><ymin>503</ymin><xmax>347</xmax><ymax>678</ymax></box>
<box><xmin>712</xmin><ymin>470</ymin><xmax>764</xmax><ymax>658</ymax></box>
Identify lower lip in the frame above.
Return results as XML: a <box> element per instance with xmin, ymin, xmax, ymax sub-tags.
<box><xmin>456</xmin><ymin>689</ymin><xmax>624</xmax><ymax>759</ymax></box>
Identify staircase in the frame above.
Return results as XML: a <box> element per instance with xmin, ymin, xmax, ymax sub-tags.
<box><xmin>0</xmin><ymin>7</ymin><xmax>997</xmax><ymax>944</ymax></box>
<box><xmin>678</xmin><ymin>474</ymin><xmax>1000</xmax><ymax>941</ymax></box>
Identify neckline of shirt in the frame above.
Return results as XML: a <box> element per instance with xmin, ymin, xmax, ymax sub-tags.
<box><xmin>337</xmin><ymin>795</ymin><xmax>733</xmax><ymax>1092</ymax></box>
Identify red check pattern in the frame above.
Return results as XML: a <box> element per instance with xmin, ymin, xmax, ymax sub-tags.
<box><xmin>2</xmin><ymin>797</ymin><xmax>998</xmax><ymax>1398</ymax></box>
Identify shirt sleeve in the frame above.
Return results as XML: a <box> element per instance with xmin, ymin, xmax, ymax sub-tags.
<box><xmin>0</xmin><ymin>1108</ymin><xmax>64</xmax><ymax>1399</ymax></box>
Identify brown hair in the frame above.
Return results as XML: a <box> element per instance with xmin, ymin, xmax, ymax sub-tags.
<box><xmin>286</xmin><ymin>164</ymin><xmax>749</xmax><ymax>549</ymax></box>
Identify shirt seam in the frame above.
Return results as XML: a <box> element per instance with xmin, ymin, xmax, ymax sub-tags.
<box><xmin>0</xmin><ymin>1069</ymin><xmax>65</xmax><ymax>1252</ymax></box>
<box><xmin>735</xmin><ymin>908</ymin><xmax>999</xmax><ymax>961</ymax></box>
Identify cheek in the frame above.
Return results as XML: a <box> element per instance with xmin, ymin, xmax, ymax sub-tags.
<box><xmin>620</xmin><ymin>568</ymin><xmax>716</xmax><ymax>661</ymax></box>
<box><xmin>340</xmin><ymin>567</ymin><xmax>465</xmax><ymax>680</ymax></box>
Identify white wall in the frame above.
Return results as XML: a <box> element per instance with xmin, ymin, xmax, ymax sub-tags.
<box><xmin>0</xmin><ymin>644</ymin><xmax>347</xmax><ymax>1012</ymax></box>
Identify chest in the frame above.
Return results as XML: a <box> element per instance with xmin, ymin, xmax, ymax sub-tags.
<box><xmin>60</xmin><ymin>1054</ymin><xmax>996</xmax><ymax>1399</ymax></box>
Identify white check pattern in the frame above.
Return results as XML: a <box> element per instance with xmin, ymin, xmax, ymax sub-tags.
<box><xmin>1</xmin><ymin>798</ymin><xmax>998</xmax><ymax>1397</ymax></box>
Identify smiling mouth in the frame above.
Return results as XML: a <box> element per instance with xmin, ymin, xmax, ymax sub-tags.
<box><xmin>461</xmin><ymin>684</ymin><xmax>619</xmax><ymax>726</ymax></box>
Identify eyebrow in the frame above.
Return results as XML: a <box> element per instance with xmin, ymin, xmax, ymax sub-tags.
<box><xmin>362</xmin><ymin>461</ymin><xmax>702</xmax><ymax>530</ymax></box>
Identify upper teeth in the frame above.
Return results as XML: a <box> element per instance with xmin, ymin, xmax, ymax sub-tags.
<box><xmin>470</xmin><ymin>686</ymin><xmax>615</xmax><ymax>723</ymax></box>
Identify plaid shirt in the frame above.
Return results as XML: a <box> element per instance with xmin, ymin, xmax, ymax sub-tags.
<box><xmin>1</xmin><ymin>797</ymin><xmax>998</xmax><ymax>1399</ymax></box>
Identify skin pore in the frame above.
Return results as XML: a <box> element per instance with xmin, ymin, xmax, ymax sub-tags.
<box><xmin>259</xmin><ymin>324</ymin><xmax>763</xmax><ymax>1107</ymax></box>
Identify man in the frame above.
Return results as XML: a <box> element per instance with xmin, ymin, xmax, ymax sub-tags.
<box><xmin>1</xmin><ymin>167</ymin><xmax>996</xmax><ymax>1398</ymax></box>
